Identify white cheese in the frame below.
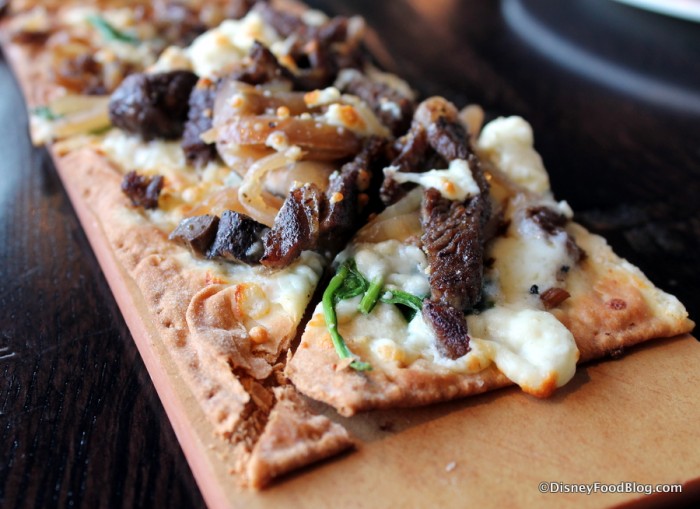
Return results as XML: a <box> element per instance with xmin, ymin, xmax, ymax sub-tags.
<box><xmin>478</xmin><ymin>116</ymin><xmax>551</xmax><ymax>194</ymax></box>
<box><xmin>101</xmin><ymin>131</ymin><xmax>187</xmax><ymax>173</ymax></box>
<box><xmin>150</xmin><ymin>46</ymin><xmax>193</xmax><ymax>73</ymax></box>
<box><xmin>468</xmin><ymin>307</ymin><xmax>578</xmax><ymax>393</ymax></box>
<box><xmin>384</xmin><ymin>159</ymin><xmax>481</xmax><ymax>201</ymax></box>
<box><xmin>180</xmin><ymin>251</ymin><xmax>324</xmax><ymax>326</ymax></box>
<box><xmin>489</xmin><ymin>229</ymin><xmax>572</xmax><ymax>306</ymax></box>
<box><xmin>320</xmin><ymin>99</ymin><xmax>391</xmax><ymax>138</ymax></box>
<box><xmin>301</xmin><ymin>9</ymin><xmax>330</xmax><ymax>26</ymax></box>
<box><xmin>350</xmin><ymin>240</ymin><xmax>430</xmax><ymax>296</ymax></box>
<box><xmin>186</xmin><ymin>11</ymin><xmax>282</xmax><ymax>78</ymax></box>
<box><xmin>486</xmin><ymin>194</ymin><xmax>576</xmax><ymax>306</ymax></box>
<box><xmin>304</xmin><ymin>87</ymin><xmax>342</xmax><ymax>107</ymax></box>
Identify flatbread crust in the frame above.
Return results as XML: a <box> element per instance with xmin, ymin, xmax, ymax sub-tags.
<box><xmin>1</xmin><ymin>2</ymin><xmax>356</xmax><ymax>487</ymax></box>
<box><xmin>49</xmin><ymin>146</ymin><xmax>352</xmax><ymax>485</ymax></box>
<box><xmin>287</xmin><ymin>220</ymin><xmax>694</xmax><ymax>416</ymax></box>
<box><xmin>2</xmin><ymin>0</ymin><xmax>694</xmax><ymax>491</ymax></box>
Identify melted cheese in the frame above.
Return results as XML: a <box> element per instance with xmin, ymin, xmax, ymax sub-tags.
<box><xmin>478</xmin><ymin>116</ymin><xmax>551</xmax><ymax>194</ymax></box>
<box><xmin>469</xmin><ymin>307</ymin><xmax>578</xmax><ymax>393</ymax></box>
<box><xmin>185</xmin><ymin>251</ymin><xmax>324</xmax><ymax>324</ymax></box>
<box><xmin>384</xmin><ymin>159</ymin><xmax>480</xmax><ymax>201</ymax></box>
<box><xmin>186</xmin><ymin>11</ymin><xmax>282</xmax><ymax>77</ymax></box>
<box><xmin>339</xmin><ymin>212</ymin><xmax>580</xmax><ymax>396</ymax></box>
<box><xmin>350</xmin><ymin>240</ymin><xmax>430</xmax><ymax>295</ymax></box>
<box><xmin>320</xmin><ymin>97</ymin><xmax>391</xmax><ymax>137</ymax></box>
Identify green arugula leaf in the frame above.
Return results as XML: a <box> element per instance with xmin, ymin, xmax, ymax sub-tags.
<box><xmin>334</xmin><ymin>259</ymin><xmax>369</xmax><ymax>302</ymax></box>
<box><xmin>322</xmin><ymin>262</ymin><xmax>372</xmax><ymax>372</ymax></box>
<box><xmin>380</xmin><ymin>289</ymin><xmax>426</xmax><ymax>321</ymax></box>
<box><xmin>31</xmin><ymin>106</ymin><xmax>62</xmax><ymax>121</ymax></box>
<box><xmin>358</xmin><ymin>277</ymin><xmax>383</xmax><ymax>314</ymax></box>
<box><xmin>87</xmin><ymin>15</ymin><xmax>140</xmax><ymax>45</ymax></box>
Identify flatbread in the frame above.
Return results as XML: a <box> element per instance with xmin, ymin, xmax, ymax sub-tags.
<box><xmin>1</xmin><ymin>0</ymin><xmax>693</xmax><ymax>492</ymax></box>
<box><xmin>287</xmin><ymin>217</ymin><xmax>693</xmax><ymax>416</ymax></box>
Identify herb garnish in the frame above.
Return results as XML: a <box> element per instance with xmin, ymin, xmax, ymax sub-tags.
<box><xmin>322</xmin><ymin>261</ymin><xmax>372</xmax><ymax>371</ymax></box>
<box><xmin>87</xmin><ymin>15</ymin><xmax>140</xmax><ymax>45</ymax></box>
<box><xmin>322</xmin><ymin>259</ymin><xmax>426</xmax><ymax>371</ymax></box>
<box><xmin>380</xmin><ymin>289</ymin><xmax>424</xmax><ymax>321</ymax></box>
<box><xmin>32</xmin><ymin>106</ymin><xmax>62</xmax><ymax>121</ymax></box>
<box><xmin>358</xmin><ymin>277</ymin><xmax>383</xmax><ymax>314</ymax></box>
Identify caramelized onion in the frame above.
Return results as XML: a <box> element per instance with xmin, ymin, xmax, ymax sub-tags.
<box><xmin>217</xmin><ymin>115</ymin><xmax>361</xmax><ymax>161</ymax></box>
<box><xmin>265</xmin><ymin>160</ymin><xmax>336</xmax><ymax>196</ymax></box>
<box><xmin>238</xmin><ymin>152</ymin><xmax>293</xmax><ymax>226</ymax></box>
<box><xmin>355</xmin><ymin>187</ymin><xmax>423</xmax><ymax>243</ymax></box>
<box><xmin>355</xmin><ymin>212</ymin><xmax>421</xmax><ymax>244</ymax></box>
<box><xmin>46</xmin><ymin>95</ymin><xmax>111</xmax><ymax>139</ymax></box>
<box><xmin>185</xmin><ymin>187</ymin><xmax>247</xmax><ymax>217</ymax></box>
<box><xmin>213</xmin><ymin>80</ymin><xmax>307</xmax><ymax>126</ymax></box>
<box><xmin>459</xmin><ymin>104</ymin><xmax>484</xmax><ymax>140</ymax></box>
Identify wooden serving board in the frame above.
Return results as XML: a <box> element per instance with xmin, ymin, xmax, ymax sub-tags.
<box><xmin>52</xmin><ymin>142</ymin><xmax>700</xmax><ymax>508</ymax></box>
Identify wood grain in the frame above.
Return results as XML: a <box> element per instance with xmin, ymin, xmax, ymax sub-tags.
<box><xmin>1</xmin><ymin>1</ymin><xmax>699</xmax><ymax>507</ymax></box>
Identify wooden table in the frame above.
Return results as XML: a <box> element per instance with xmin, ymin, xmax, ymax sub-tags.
<box><xmin>1</xmin><ymin>1</ymin><xmax>698</xmax><ymax>507</ymax></box>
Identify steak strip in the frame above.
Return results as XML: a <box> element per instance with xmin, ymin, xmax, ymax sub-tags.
<box><xmin>260</xmin><ymin>184</ymin><xmax>325</xmax><ymax>268</ymax></box>
<box><xmin>335</xmin><ymin>69</ymin><xmax>415</xmax><ymax>136</ymax></box>
<box><xmin>109</xmin><ymin>71</ymin><xmax>199</xmax><ymax>141</ymax></box>
<box><xmin>411</xmin><ymin>98</ymin><xmax>492</xmax><ymax>359</ymax></box>
<box><xmin>256</xmin><ymin>3</ymin><xmax>364</xmax><ymax>90</ymax></box>
<box><xmin>261</xmin><ymin>137</ymin><xmax>387</xmax><ymax>268</ymax></box>
<box><xmin>121</xmin><ymin>171</ymin><xmax>164</xmax><ymax>209</ymax></box>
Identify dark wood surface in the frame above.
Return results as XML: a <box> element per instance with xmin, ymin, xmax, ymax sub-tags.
<box><xmin>1</xmin><ymin>1</ymin><xmax>698</xmax><ymax>507</ymax></box>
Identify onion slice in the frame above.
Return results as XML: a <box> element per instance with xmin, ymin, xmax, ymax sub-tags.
<box><xmin>238</xmin><ymin>152</ymin><xmax>296</xmax><ymax>227</ymax></box>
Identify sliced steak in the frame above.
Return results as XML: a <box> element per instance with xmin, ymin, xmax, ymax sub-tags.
<box><xmin>109</xmin><ymin>71</ymin><xmax>199</xmax><ymax>140</ymax></box>
<box><xmin>422</xmin><ymin>300</ymin><xmax>470</xmax><ymax>359</ymax></box>
<box><xmin>255</xmin><ymin>3</ymin><xmax>364</xmax><ymax>90</ymax></box>
<box><xmin>321</xmin><ymin>136</ymin><xmax>387</xmax><ymax>250</ymax></box>
<box><xmin>421</xmin><ymin>188</ymin><xmax>485</xmax><ymax>311</ymax></box>
<box><xmin>169</xmin><ymin>215</ymin><xmax>220</xmax><ymax>256</ymax></box>
<box><xmin>121</xmin><ymin>171</ymin><xmax>164</xmax><ymax>209</ymax></box>
<box><xmin>182</xmin><ymin>78</ymin><xmax>218</xmax><ymax>167</ymax></box>
<box><xmin>260</xmin><ymin>184</ymin><xmax>325</xmax><ymax>268</ymax></box>
<box><xmin>230</xmin><ymin>41</ymin><xmax>295</xmax><ymax>86</ymax></box>
<box><xmin>336</xmin><ymin>69</ymin><xmax>415</xmax><ymax>136</ymax></box>
<box><xmin>208</xmin><ymin>210</ymin><xmax>269</xmax><ymax>265</ymax></box>
<box><xmin>380</xmin><ymin>126</ymin><xmax>429</xmax><ymax>204</ymax></box>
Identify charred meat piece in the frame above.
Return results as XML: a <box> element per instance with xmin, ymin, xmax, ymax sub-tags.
<box><xmin>380</xmin><ymin>127</ymin><xmax>429</xmax><ymax>204</ymax></box>
<box><xmin>321</xmin><ymin>137</ymin><xmax>387</xmax><ymax>250</ymax></box>
<box><xmin>109</xmin><ymin>71</ymin><xmax>199</xmax><ymax>140</ymax></box>
<box><xmin>421</xmin><ymin>188</ymin><xmax>486</xmax><ymax>311</ymax></box>
<box><xmin>208</xmin><ymin>210</ymin><xmax>269</xmax><ymax>265</ymax></box>
<box><xmin>422</xmin><ymin>300</ymin><xmax>470</xmax><ymax>359</ymax></box>
<box><xmin>121</xmin><ymin>171</ymin><xmax>164</xmax><ymax>209</ymax></box>
<box><xmin>153</xmin><ymin>0</ymin><xmax>263</xmax><ymax>46</ymax></box>
<box><xmin>336</xmin><ymin>69</ymin><xmax>415</xmax><ymax>136</ymax></box>
<box><xmin>402</xmin><ymin>97</ymin><xmax>492</xmax><ymax>358</ymax></box>
<box><xmin>256</xmin><ymin>3</ymin><xmax>364</xmax><ymax>90</ymax></box>
<box><xmin>169</xmin><ymin>215</ymin><xmax>220</xmax><ymax>256</ymax></box>
<box><xmin>182</xmin><ymin>78</ymin><xmax>218</xmax><ymax>167</ymax></box>
<box><xmin>260</xmin><ymin>184</ymin><xmax>325</xmax><ymax>269</ymax></box>
<box><xmin>231</xmin><ymin>41</ymin><xmax>295</xmax><ymax>85</ymax></box>
<box><xmin>527</xmin><ymin>206</ymin><xmax>568</xmax><ymax>235</ymax></box>
<box><xmin>262</xmin><ymin>138</ymin><xmax>387</xmax><ymax>268</ymax></box>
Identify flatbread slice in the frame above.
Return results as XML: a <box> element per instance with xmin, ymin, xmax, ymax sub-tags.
<box><xmin>287</xmin><ymin>112</ymin><xmax>694</xmax><ymax>416</ymax></box>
